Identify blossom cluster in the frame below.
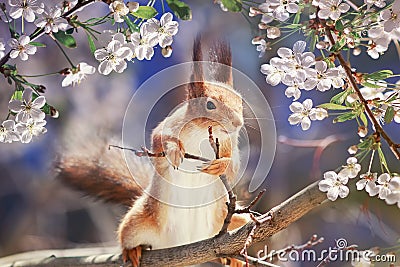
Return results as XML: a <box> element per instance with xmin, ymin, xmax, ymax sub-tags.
<box><xmin>94</xmin><ymin>12</ymin><xmax>178</xmax><ymax>75</ymax></box>
<box><xmin>251</xmin><ymin>0</ymin><xmax>400</xmax><ymax>60</ymax></box>
<box><xmin>319</xmin><ymin>158</ymin><xmax>400</xmax><ymax>208</ymax></box>
<box><xmin>1</xmin><ymin>89</ymin><xmax>47</xmax><ymax>143</ymax></box>
<box><xmin>0</xmin><ymin>0</ymin><xmax>180</xmax><ymax>144</ymax></box>
<box><xmin>260</xmin><ymin>41</ymin><xmax>346</xmax><ymax>130</ymax></box>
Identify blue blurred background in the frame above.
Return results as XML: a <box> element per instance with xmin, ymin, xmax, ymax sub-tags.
<box><xmin>0</xmin><ymin>0</ymin><xmax>399</xmax><ymax>266</ymax></box>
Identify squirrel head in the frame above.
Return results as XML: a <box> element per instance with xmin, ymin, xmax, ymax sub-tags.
<box><xmin>186</xmin><ymin>36</ymin><xmax>243</xmax><ymax>136</ymax></box>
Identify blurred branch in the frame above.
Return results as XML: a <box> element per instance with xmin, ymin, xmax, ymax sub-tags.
<box><xmin>0</xmin><ymin>180</ymin><xmax>328</xmax><ymax>267</ymax></box>
<box><xmin>279</xmin><ymin>134</ymin><xmax>348</xmax><ymax>178</ymax></box>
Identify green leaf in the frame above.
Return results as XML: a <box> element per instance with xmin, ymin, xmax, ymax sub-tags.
<box><xmin>66</xmin><ymin>28</ymin><xmax>74</xmax><ymax>35</ymax></box>
<box><xmin>166</xmin><ymin>0</ymin><xmax>192</xmax><ymax>20</ymax></box>
<box><xmin>86</xmin><ymin>32</ymin><xmax>96</xmax><ymax>54</ymax></box>
<box><xmin>361</xmin><ymin>80</ymin><xmax>384</xmax><ymax>88</ymax></box>
<box><xmin>318</xmin><ymin>103</ymin><xmax>351</xmax><ymax>110</ymax></box>
<box><xmin>330</xmin><ymin>37</ymin><xmax>346</xmax><ymax>52</ymax></box>
<box><xmin>53</xmin><ymin>31</ymin><xmax>77</xmax><ymax>48</ymax></box>
<box><xmin>221</xmin><ymin>0</ymin><xmax>242</xmax><ymax>12</ymax></box>
<box><xmin>333</xmin><ymin>112</ymin><xmax>357</xmax><ymax>123</ymax></box>
<box><xmin>364</xmin><ymin>70</ymin><xmax>393</xmax><ymax>80</ymax></box>
<box><xmin>123</xmin><ymin>16</ymin><xmax>139</xmax><ymax>33</ymax></box>
<box><xmin>357</xmin><ymin>137</ymin><xmax>373</xmax><ymax>149</ymax></box>
<box><xmin>29</xmin><ymin>41</ymin><xmax>46</xmax><ymax>47</ymax></box>
<box><xmin>384</xmin><ymin>106</ymin><xmax>395</xmax><ymax>124</ymax></box>
<box><xmin>377</xmin><ymin>146</ymin><xmax>389</xmax><ymax>172</ymax></box>
<box><xmin>293</xmin><ymin>10</ymin><xmax>301</xmax><ymax>24</ymax></box>
<box><xmin>360</xmin><ymin>112</ymin><xmax>368</xmax><ymax>127</ymax></box>
<box><xmin>309</xmin><ymin>31</ymin><xmax>317</xmax><ymax>52</ymax></box>
<box><xmin>11</xmin><ymin>90</ymin><xmax>23</xmax><ymax>100</ymax></box>
<box><xmin>335</xmin><ymin>20</ymin><xmax>344</xmax><ymax>31</ymax></box>
<box><xmin>330</xmin><ymin>90</ymin><xmax>350</xmax><ymax>105</ymax></box>
<box><xmin>132</xmin><ymin>6</ymin><xmax>158</xmax><ymax>19</ymax></box>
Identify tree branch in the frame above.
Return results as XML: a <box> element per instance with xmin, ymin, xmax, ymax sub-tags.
<box><xmin>324</xmin><ymin>24</ymin><xmax>400</xmax><ymax>160</ymax></box>
<box><xmin>0</xmin><ymin>180</ymin><xmax>327</xmax><ymax>267</ymax></box>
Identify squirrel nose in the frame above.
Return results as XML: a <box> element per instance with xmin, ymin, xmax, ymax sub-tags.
<box><xmin>232</xmin><ymin>118</ymin><xmax>243</xmax><ymax>128</ymax></box>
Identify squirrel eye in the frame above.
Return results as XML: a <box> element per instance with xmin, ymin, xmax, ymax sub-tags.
<box><xmin>206</xmin><ymin>101</ymin><xmax>216</xmax><ymax>110</ymax></box>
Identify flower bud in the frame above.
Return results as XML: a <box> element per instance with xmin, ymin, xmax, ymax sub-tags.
<box><xmin>127</xmin><ymin>2</ymin><xmax>139</xmax><ymax>12</ymax></box>
<box><xmin>358</xmin><ymin>126</ymin><xmax>368</xmax><ymax>137</ymax></box>
<box><xmin>162</xmin><ymin>46</ymin><xmax>173</xmax><ymax>58</ymax></box>
<box><xmin>347</xmin><ymin>145</ymin><xmax>358</xmax><ymax>154</ymax></box>
<box><xmin>267</xmin><ymin>27</ymin><xmax>281</xmax><ymax>39</ymax></box>
<box><xmin>353</xmin><ymin>47</ymin><xmax>361</xmax><ymax>56</ymax></box>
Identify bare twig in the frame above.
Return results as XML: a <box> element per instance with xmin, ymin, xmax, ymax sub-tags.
<box><xmin>207</xmin><ymin>126</ymin><xmax>238</xmax><ymax>237</ymax></box>
<box><xmin>108</xmin><ymin>144</ymin><xmax>210</xmax><ymax>162</ymax></box>
<box><xmin>235</xmin><ymin>189</ymin><xmax>266</xmax><ymax>216</ymax></box>
<box><xmin>263</xmin><ymin>234</ymin><xmax>325</xmax><ymax>263</ymax></box>
<box><xmin>208</xmin><ymin>126</ymin><xmax>219</xmax><ymax>157</ymax></box>
<box><xmin>324</xmin><ymin>24</ymin><xmax>400</xmax><ymax>160</ymax></box>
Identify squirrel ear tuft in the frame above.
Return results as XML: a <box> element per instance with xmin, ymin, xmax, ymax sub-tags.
<box><xmin>188</xmin><ymin>34</ymin><xmax>206</xmax><ymax>99</ymax></box>
<box><xmin>209</xmin><ymin>40</ymin><xmax>233</xmax><ymax>86</ymax></box>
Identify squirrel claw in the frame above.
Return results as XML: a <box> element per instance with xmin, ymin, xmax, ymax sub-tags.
<box><xmin>201</xmin><ymin>158</ymin><xmax>231</xmax><ymax>176</ymax></box>
<box><xmin>165</xmin><ymin>142</ymin><xmax>185</xmax><ymax>169</ymax></box>
<box><xmin>122</xmin><ymin>246</ymin><xmax>142</xmax><ymax>267</ymax></box>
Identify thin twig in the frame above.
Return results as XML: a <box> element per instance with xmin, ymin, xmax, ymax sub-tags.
<box><xmin>324</xmin><ymin>24</ymin><xmax>400</xmax><ymax>160</ymax></box>
<box><xmin>207</xmin><ymin>126</ymin><xmax>238</xmax><ymax>237</ymax></box>
<box><xmin>108</xmin><ymin>144</ymin><xmax>210</xmax><ymax>162</ymax></box>
<box><xmin>208</xmin><ymin>126</ymin><xmax>219</xmax><ymax>157</ymax></box>
<box><xmin>235</xmin><ymin>189</ymin><xmax>266</xmax><ymax>215</ymax></box>
<box><xmin>264</xmin><ymin>234</ymin><xmax>324</xmax><ymax>263</ymax></box>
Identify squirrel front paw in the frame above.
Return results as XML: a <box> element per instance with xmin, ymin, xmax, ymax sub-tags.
<box><xmin>200</xmin><ymin>157</ymin><xmax>231</xmax><ymax>176</ymax></box>
<box><xmin>165</xmin><ymin>140</ymin><xmax>185</xmax><ymax>169</ymax></box>
<box><xmin>122</xmin><ymin>246</ymin><xmax>142</xmax><ymax>267</ymax></box>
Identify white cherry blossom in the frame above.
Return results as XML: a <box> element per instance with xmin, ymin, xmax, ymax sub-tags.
<box><xmin>284</xmin><ymin>81</ymin><xmax>304</xmax><ymax>101</ymax></box>
<box><xmin>109</xmin><ymin>0</ymin><xmax>129</xmax><ymax>23</ymax></box>
<box><xmin>356</xmin><ymin>172</ymin><xmax>379</xmax><ymax>196</ymax></box>
<box><xmin>380</xmin><ymin>0</ymin><xmax>400</xmax><ymax>33</ymax></box>
<box><xmin>253</xmin><ymin>38</ymin><xmax>268</xmax><ymax>58</ymax></box>
<box><xmin>339</xmin><ymin>157</ymin><xmax>361</xmax><ymax>178</ymax></box>
<box><xmin>94</xmin><ymin>33</ymin><xmax>133</xmax><ymax>75</ymax></box>
<box><xmin>144</xmin><ymin>12</ymin><xmax>179</xmax><ymax>48</ymax></box>
<box><xmin>34</xmin><ymin>6</ymin><xmax>69</xmax><ymax>33</ymax></box>
<box><xmin>376</xmin><ymin>173</ymin><xmax>400</xmax><ymax>200</ymax></box>
<box><xmin>317</xmin><ymin>0</ymin><xmax>350</xmax><ymax>20</ymax></box>
<box><xmin>260</xmin><ymin>57</ymin><xmax>285</xmax><ymax>86</ymax></box>
<box><xmin>8</xmin><ymin>35</ymin><xmax>37</xmax><ymax>61</ymax></box>
<box><xmin>277</xmin><ymin>41</ymin><xmax>316</xmax><ymax>85</ymax></box>
<box><xmin>288</xmin><ymin>99</ymin><xmax>327</xmax><ymax>130</ymax></box>
<box><xmin>130</xmin><ymin>25</ymin><xmax>158</xmax><ymax>60</ymax></box>
<box><xmin>9</xmin><ymin>0</ymin><xmax>44</xmax><ymax>22</ymax></box>
<box><xmin>269</xmin><ymin>0</ymin><xmax>299</xmax><ymax>21</ymax></box>
<box><xmin>0</xmin><ymin>38</ymin><xmax>5</xmax><ymax>58</ymax></box>
<box><xmin>8</xmin><ymin>88</ymin><xmax>46</xmax><ymax>122</ymax></box>
<box><xmin>365</xmin><ymin>0</ymin><xmax>386</xmax><ymax>7</ymax></box>
<box><xmin>319</xmin><ymin>171</ymin><xmax>350</xmax><ymax>201</ymax></box>
<box><xmin>304</xmin><ymin>61</ymin><xmax>345</xmax><ymax>91</ymax></box>
<box><xmin>15</xmin><ymin>118</ymin><xmax>47</xmax><ymax>143</ymax></box>
<box><xmin>0</xmin><ymin>120</ymin><xmax>20</xmax><ymax>143</ymax></box>
<box><xmin>62</xmin><ymin>62</ymin><xmax>96</xmax><ymax>87</ymax></box>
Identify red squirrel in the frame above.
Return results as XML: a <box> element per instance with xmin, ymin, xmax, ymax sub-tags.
<box><xmin>58</xmin><ymin>36</ymin><xmax>249</xmax><ymax>267</ymax></box>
